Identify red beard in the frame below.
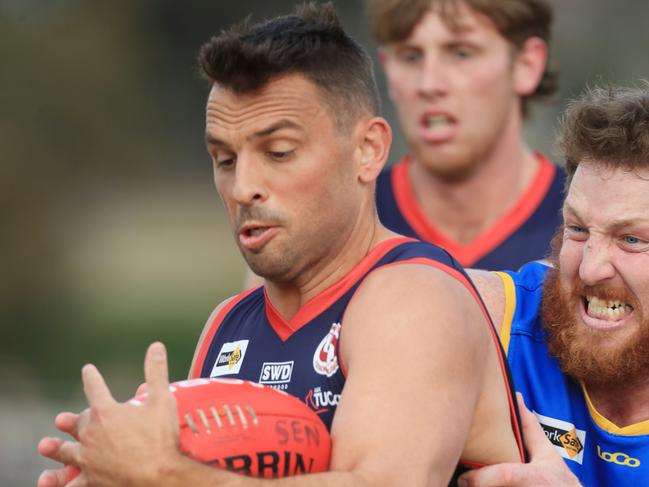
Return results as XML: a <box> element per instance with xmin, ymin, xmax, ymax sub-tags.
<box><xmin>541</xmin><ymin>263</ymin><xmax>649</xmax><ymax>387</ymax></box>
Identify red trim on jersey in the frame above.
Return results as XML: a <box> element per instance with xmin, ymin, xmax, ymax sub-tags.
<box><xmin>264</xmin><ymin>237</ymin><xmax>418</xmax><ymax>342</ymax></box>
<box><xmin>391</xmin><ymin>153</ymin><xmax>556</xmax><ymax>267</ymax></box>
<box><xmin>189</xmin><ymin>287</ymin><xmax>259</xmax><ymax>379</ymax></box>
<box><xmin>340</xmin><ymin>256</ymin><xmax>526</xmax><ymax>463</ymax></box>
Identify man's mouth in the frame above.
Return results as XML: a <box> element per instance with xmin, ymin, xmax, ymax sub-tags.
<box><xmin>584</xmin><ymin>295</ymin><xmax>634</xmax><ymax>321</ymax></box>
<box><xmin>424</xmin><ymin>114</ymin><xmax>452</xmax><ymax>130</ymax></box>
<box><xmin>238</xmin><ymin>223</ymin><xmax>278</xmax><ymax>251</ymax></box>
<box><xmin>241</xmin><ymin>226</ymin><xmax>268</xmax><ymax>237</ymax></box>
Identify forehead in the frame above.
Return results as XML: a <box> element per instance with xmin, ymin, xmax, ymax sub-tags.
<box><xmin>565</xmin><ymin>162</ymin><xmax>649</xmax><ymax>223</ymax></box>
<box><xmin>406</xmin><ymin>3</ymin><xmax>502</xmax><ymax>44</ymax></box>
<box><xmin>205</xmin><ymin>74</ymin><xmax>330</xmax><ymax>138</ymax></box>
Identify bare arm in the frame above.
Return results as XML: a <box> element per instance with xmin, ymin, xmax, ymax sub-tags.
<box><xmin>458</xmin><ymin>394</ymin><xmax>582</xmax><ymax>487</ymax></box>
<box><xmin>467</xmin><ymin>269</ymin><xmax>506</xmax><ymax>336</ymax></box>
<box><xmin>40</xmin><ymin>265</ymin><xmax>490</xmax><ymax>487</ymax></box>
<box><xmin>169</xmin><ymin>264</ymin><xmax>492</xmax><ymax>486</ymax></box>
<box><xmin>188</xmin><ymin>295</ymin><xmax>236</xmax><ymax>378</ymax></box>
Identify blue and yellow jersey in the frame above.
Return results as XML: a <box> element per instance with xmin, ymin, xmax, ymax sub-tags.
<box><xmin>376</xmin><ymin>153</ymin><xmax>564</xmax><ymax>270</ymax></box>
<box><xmin>498</xmin><ymin>262</ymin><xmax>649</xmax><ymax>486</ymax></box>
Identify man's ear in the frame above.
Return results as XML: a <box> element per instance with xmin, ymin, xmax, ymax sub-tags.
<box><xmin>356</xmin><ymin>116</ymin><xmax>392</xmax><ymax>183</ymax></box>
<box><xmin>513</xmin><ymin>37</ymin><xmax>548</xmax><ymax>96</ymax></box>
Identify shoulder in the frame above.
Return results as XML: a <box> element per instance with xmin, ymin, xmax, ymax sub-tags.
<box><xmin>345</xmin><ymin>262</ymin><xmax>489</xmax><ymax>344</ymax></box>
<box><xmin>188</xmin><ymin>288</ymin><xmax>262</xmax><ymax>377</ymax></box>
<box><xmin>363</xmin><ymin>257</ymin><xmax>471</xmax><ymax>300</ymax></box>
<box><xmin>468</xmin><ymin>269</ymin><xmax>506</xmax><ymax>330</ymax></box>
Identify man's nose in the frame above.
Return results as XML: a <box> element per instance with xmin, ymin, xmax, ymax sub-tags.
<box><xmin>579</xmin><ymin>236</ymin><xmax>616</xmax><ymax>285</ymax></box>
<box><xmin>417</xmin><ymin>54</ymin><xmax>449</xmax><ymax>98</ymax></box>
<box><xmin>231</xmin><ymin>155</ymin><xmax>266</xmax><ymax>206</ymax></box>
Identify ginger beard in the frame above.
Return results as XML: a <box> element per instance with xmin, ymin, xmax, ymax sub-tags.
<box><xmin>541</xmin><ymin>248</ymin><xmax>649</xmax><ymax>387</ymax></box>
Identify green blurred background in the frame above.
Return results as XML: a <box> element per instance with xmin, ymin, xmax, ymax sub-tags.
<box><xmin>3</xmin><ymin>0</ymin><xmax>649</xmax><ymax>484</ymax></box>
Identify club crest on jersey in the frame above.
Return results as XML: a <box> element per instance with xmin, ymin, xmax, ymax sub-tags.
<box><xmin>210</xmin><ymin>340</ymin><xmax>249</xmax><ymax>377</ymax></box>
<box><xmin>313</xmin><ymin>322</ymin><xmax>341</xmax><ymax>377</ymax></box>
<box><xmin>534</xmin><ymin>411</ymin><xmax>586</xmax><ymax>464</ymax></box>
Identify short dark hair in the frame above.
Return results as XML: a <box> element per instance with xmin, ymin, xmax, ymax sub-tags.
<box><xmin>559</xmin><ymin>83</ymin><xmax>649</xmax><ymax>181</ymax></box>
<box><xmin>367</xmin><ymin>0</ymin><xmax>557</xmax><ymax>117</ymax></box>
<box><xmin>198</xmin><ymin>2</ymin><xmax>380</xmax><ymax>130</ymax></box>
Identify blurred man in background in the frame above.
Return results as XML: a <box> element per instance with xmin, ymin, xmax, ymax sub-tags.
<box><xmin>464</xmin><ymin>84</ymin><xmax>649</xmax><ymax>486</ymax></box>
<box><xmin>368</xmin><ymin>0</ymin><xmax>565</xmax><ymax>270</ymax></box>
<box><xmin>37</xmin><ymin>3</ymin><xmax>527</xmax><ymax>486</ymax></box>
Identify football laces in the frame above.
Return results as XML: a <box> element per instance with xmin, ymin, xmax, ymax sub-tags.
<box><xmin>184</xmin><ymin>403</ymin><xmax>259</xmax><ymax>434</ymax></box>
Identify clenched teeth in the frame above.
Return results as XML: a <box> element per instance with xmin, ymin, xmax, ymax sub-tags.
<box><xmin>586</xmin><ymin>295</ymin><xmax>633</xmax><ymax>321</ymax></box>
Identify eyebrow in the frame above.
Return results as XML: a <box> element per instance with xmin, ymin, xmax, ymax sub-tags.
<box><xmin>564</xmin><ymin>202</ymin><xmax>649</xmax><ymax>230</ymax></box>
<box><xmin>204</xmin><ymin>119</ymin><xmax>303</xmax><ymax>147</ymax></box>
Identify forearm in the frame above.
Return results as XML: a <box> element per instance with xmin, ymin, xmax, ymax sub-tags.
<box><xmin>166</xmin><ymin>455</ymin><xmax>371</xmax><ymax>487</ymax></box>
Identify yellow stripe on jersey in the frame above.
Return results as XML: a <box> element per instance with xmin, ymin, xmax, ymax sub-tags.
<box><xmin>495</xmin><ymin>271</ymin><xmax>516</xmax><ymax>356</ymax></box>
<box><xmin>582</xmin><ymin>384</ymin><xmax>649</xmax><ymax>435</ymax></box>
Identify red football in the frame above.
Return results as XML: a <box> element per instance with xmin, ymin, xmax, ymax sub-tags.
<box><xmin>131</xmin><ymin>378</ymin><xmax>331</xmax><ymax>478</ymax></box>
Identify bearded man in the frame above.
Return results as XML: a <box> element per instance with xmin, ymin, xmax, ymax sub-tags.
<box><xmin>463</xmin><ymin>84</ymin><xmax>649</xmax><ymax>486</ymax></box>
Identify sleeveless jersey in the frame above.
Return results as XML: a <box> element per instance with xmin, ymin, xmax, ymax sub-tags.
<box><xmin>191</xmin><ymin>237</ymin><xmax>526</xmax><ymax>484</ymax></box>
<box><xmin>376</xmin><ymin>153</ymin><xmax>565</xmax><ymax>270</ymax></box>
<box><xmin>498</xmin><ymin>262</ymin><xmax>649</xmax><ymax>486</ymax></box>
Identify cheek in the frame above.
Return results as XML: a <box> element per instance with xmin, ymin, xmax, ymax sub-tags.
<box><xmin>213</xmin><ymin>180</ymin><xmax>236</xmax><ymax>215</ymax></box>
<box><xmin>558</xmin><ymin>241</ymin><xmax>582</xmax><ymax>277</ymax></box>
<box><xmin>385</xmin><ymin>69</ymin><xmax>417</xmax><ymax>102</ymax></box>
<box><xmin>464</xmin><ymin>59</ymin><xmax>514</xmax><ymax>97</ymax></box>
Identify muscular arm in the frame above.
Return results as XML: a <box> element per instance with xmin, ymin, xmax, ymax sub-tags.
<box><xmin>330</xmin><ymin>264</ymin><xmax>490</xmax><ymax>485</ymax></box>
<box><xmin>167</xmin><ymin>264</ymin><xmax>491</xmax><ymax>487</ymax></box>
<box><xmin>41</xmin><ymin>266</ymin><xmax>491</xmax><ymax>487</ymax></box>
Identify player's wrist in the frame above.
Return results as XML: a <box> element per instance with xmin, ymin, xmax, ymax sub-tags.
<box><xmin>166</xmin><ymin>452</ymin><xmax>253</xmax><ymax>487</ymax></box>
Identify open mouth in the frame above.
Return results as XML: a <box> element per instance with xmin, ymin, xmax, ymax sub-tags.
<box><xmin>418</xmin><ymin>112</ymin><xmax>458</xmax><ymax>143</ymax></box>
<box><xmin>242</xmin><ymin>226</ymin><xmax>268</xmax><ymax>238</ymax></box>
<box><xmin>423</xmin><ymin>114</ymin><xmax>454</xmax><ymax>130</ymax></box>
<box><xmin>583</xmin><ymin>295</ymin><xmax>634</xmax><ymax>321</ymax></box>
<box><xmin>238</xmin><ymin>223</ymin><xmax>278</xmax><ymax>251</ymax></box>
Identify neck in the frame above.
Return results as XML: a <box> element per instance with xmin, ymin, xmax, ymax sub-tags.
<box><xmin>409</xmin><ymin>113</ymin><xmax>537</xmax><ymax>244</ymax></box>
<box><xmin>586</xmin><ymin>378</ymin><xmax>649</xmax><ymax>428</ymax></box>
<box><xmin>264</xmin><ymin>203</ymin><xmax>395</xmax><ymax>321</ymax></box>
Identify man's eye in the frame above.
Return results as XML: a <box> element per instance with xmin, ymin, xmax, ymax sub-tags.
<box><xmin>565</xmin><ymin>225</ymin><xmax>588</xmax><ymax>240</ymax></box>
<box><xmin>622</xmin><ymin>235</ymin><xmax>648</xmax><ymax>246</ymax></box>
<box><xmin>397</xmin><ymin>49</ymin><xmax>422</xmax><ymax>64</ymax></box>
<box><xmin>268</xmin><ymin>150</ymin><xmax>295</xmax><ymax>161</ymax></box>
<box><xmin>620</xmin><ymin>234</ymin><xmax>649</xmax><ymax>252</ymax></box>
<box><xmin>216</xmin><ymin>157</ymin><xmax>235</xmax><ymax>168</ymax></box>
<box><xmin>567</xmin><ymin>225</ymin><xmax>585</xmax><ymax>233</ymax></box>
<box><xmin>453</xmin><ymin>47</ymin><xmax>473</xmax><ymax>59</ymax></box>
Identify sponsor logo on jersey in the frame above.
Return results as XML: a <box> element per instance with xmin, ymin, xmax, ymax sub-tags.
<box><xmin>259</xmin><ymin>361</ymin><xmax>294</xmax><ymax>390</ymax></box>
<box><xmin>313</xmin><ymin>322</ymin><xmax>341</xmax><ymax>377</ymax></box>
<box><xmin>534</xmin><ymin>411</ymin><xmax>586</xmax><ymax>464</ymax></box>
<box><xmin>305</xmin><ymin>386</ymin><xmax>341</xmax><ymax>415</ymax></box>
<box><xmin>597</xmin><ymin>445</ymin><xmax>641</xmax><ymax>467</ymax></box>
<box><xmin>210</xmin><ymin>340</ymin><xmax>249</xmax><ymax>377</ymax></box>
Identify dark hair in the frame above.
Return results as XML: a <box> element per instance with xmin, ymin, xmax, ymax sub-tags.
<box><xmin>198</xmin><ymin>2</ymin><xmax>380</xmax><ymax>129</ymax></box>
<box><xmin>367</xmin><ymin>0</ymin><xmax>557</xmax><ymax>116</ymax></box>
<box><xmin>559</xmin><ymin>83</ymin><xmax>649</xmax><ymax>181</ymax></box>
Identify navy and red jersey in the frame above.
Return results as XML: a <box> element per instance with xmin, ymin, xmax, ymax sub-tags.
<box><xmin>191</xmin><ymin>237</ymin><xmax>526</xmax><ymax>481</ymax></box>
<box><xmin>376</xmin><ymin>153</ymin><xmax>565</xmax><ymax>270</ymax></box>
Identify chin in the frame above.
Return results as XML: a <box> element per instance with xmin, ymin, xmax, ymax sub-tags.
<box><xmin>246</xmin><ymin>257</ymin><xmax>293</xmax><ymax>283</ymax></box>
